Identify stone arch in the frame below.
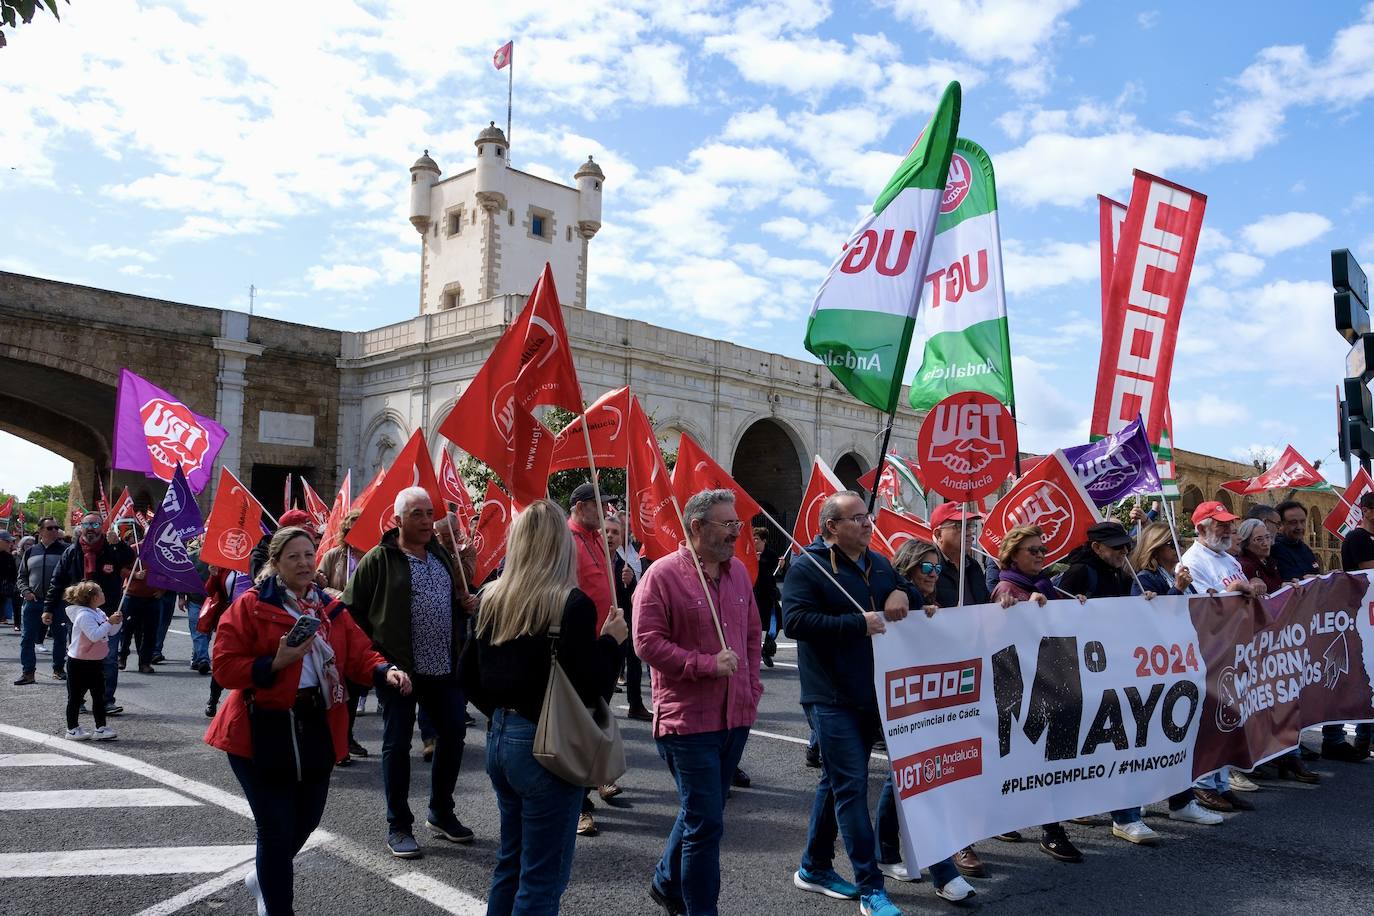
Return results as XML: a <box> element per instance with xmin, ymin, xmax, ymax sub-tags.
<box><xmin>730</xmin><ymin>415</ymin><xmax>808</xmax><ymax>539</ymax></box>
<box><xmin>361</xmin><ymin>408</ymin><xmax>409</xmax><ymax>478</ymax></box>
<box><xmin>833</xmin><ymin>451</ymin><xmax>868</xmax><ymax>494</ymax></box>
<box><xmin>1212</xmin><ymin>489</ymin><xmax>1234</xmax><ymax>513</ymax></box>
<box><xmin>1180</xmin><ymin>484</ymin><xmax>1204</xmax><ymax>522</ymax></box>
<box><xmin>652</xmin><ymin>414</ymin><xmax>710</xmax><ymax>462</ymax></box>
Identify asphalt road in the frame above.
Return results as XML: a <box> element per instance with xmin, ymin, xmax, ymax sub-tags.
<box><xmin>2</xmin><ymin>614</ymin><xmax>1372</xmax><ymax>916</ymax></box>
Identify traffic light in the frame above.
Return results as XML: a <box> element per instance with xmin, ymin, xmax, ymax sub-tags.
<box><xmin>1335</xmin><ymin>250</ymin><xmax>1374</xmax><ymax>463</ymax></box>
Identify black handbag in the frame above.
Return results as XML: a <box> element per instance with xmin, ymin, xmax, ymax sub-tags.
<box><xmin>245</xmin><ymin>691</ymin><xmax>336</xmax><ymax>782</ymax></box>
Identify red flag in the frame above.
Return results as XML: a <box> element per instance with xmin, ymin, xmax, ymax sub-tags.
<box><xmin>493</xmin><ymin>40</ymin><xmax>512</xmax><ymax>70</ymax></box>
<box><xmin>1098</xmin><ymin>194</ymin><xmax>1128</xmax><ymax>322</ymax></box>
<box><xmin>316</xmin><ymin>470</ymin><xmax>352</xmax><ymax>566</ymax></box>
<box><xmin>671</xmin><ymin>432</ymin><xmax>762</xmax><ymax>580</ymax></box>
<box><xmin>1324</xmin><ymin>468</ymin><xmax>1374</xmax><ymax>542</ymax></box>
<box><xmin>300</xmin><ymin>478</ymin><xmax>331</xmax><ymax>531</ymax></box>
<box><xmin>1091</xmin><ymin>171</ymin><xmax>1206</xmax><ymax>444</ymax></box>
<box><xmin>104</xmin><ymin>488</ymin><xmax>134</xmax><ymax>535</ymax></box>
<box><xmin>346</xmin><ymin>430</ymin><xmax>447</xmax><ymax>553</ymax></box>
<box><xmin>472</xmin><ymin>481</ymin><xmax>513</xmax><ymax>583</ymax></box>
<box><xmin>549</xmin><ymin>386</ymin><xmax>632</xmax><ymax>474</ymax></box>
<box><xmin>875</xmin><ymin>509</ymin><xmax>934</xmax><ymax>555</ymax></box>
<box><xmin>626</xmin><ymin>396</ymin><xmax>685</xmax><ymax>561</ymax></box>
<box><xmin>201</xmin><ymin>467</ymin><xmax>266</xmax><ymax>573</ymax></box>
<box><xmin>96</xmin><ymin>478</ymin><xmax>111</xmax><ymax>518</ymax></box>
<box><xmin>0</xmin><ymin>495</ymin><xmax>12</xmax><ymax>524</ymax></box>
<box><xmin>791</xmin><ymin>457</ymin><xmax>844</xmax><ymax>554</ymax></box>
<box><xmin>1221</xmin><ymin>445</ymin><xmax>1332</xmax><ymax>495</ymax></box>
<box><xmin>979</xmin><ymin>450</ymin><xmax>1101</xmax><ymax>565</ymax></box>
<box><xmin>439</xmin><ymin>263</ymin><xmax>583</xmax><ymax>505</ymax></box>
<box><xmin>437</xmin><ymin>449</ymin><xmax>477</xmax><ymax>531</ymax></box>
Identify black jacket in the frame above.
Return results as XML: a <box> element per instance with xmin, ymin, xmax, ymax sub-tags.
<box><xmin>1057</xmin><ymin>545</ymin><xmax>1132</xmax><ymax>599</ymax></box>
<box><xmin>45</xmin><ymin>538</ymin><xmax>137</xmax><ymax>615</ymax></box>
<box><xmin>782</xmin><ymin>536</ymin><xmax>922</xmax><ymax>711</ymax></box>
<box><xmin>935</xmin><ymin>549</ymin><xmax>990</xmax><ymax>608</ymax></box>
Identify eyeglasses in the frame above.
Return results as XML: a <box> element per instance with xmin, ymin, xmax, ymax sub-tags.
<box><xmin>706</xmin><ymin>519</ymin><xmax>744</xmax><ymax>532</ymax></box>
<box><xmin>1022</xmin><ymin>546</ymin><xmax>1048</xmax><ymax>556</ymax></box>
<box><xmin>77</xmin><ymin>522</ymin><xmax>102</xmax><ymax>530</ymax></box>
<box><xmin>839</xmin><ymin>513</ymin><xmax>873</xmax><ymax>525</ymax></box>
<box><xmin>915</xmin><ymin>560</ymin><xmax>943</xmax><ymax>576</ymax></box>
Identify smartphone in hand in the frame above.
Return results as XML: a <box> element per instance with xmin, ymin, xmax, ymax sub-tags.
<box><xmin>284</xmin><ymin>616</ymin><xmax>320</xmax><ymax>647</ymax></box>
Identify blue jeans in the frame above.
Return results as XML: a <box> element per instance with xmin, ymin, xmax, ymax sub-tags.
<box><xmin>485</xmin><ymin>709</ymin><xmax>582</xmax><ymax>916</ymax></box>
<box><xmin>19</xmin><ymin>599</ymin><xmax>65</xmax><ymax>674</ymax></box>
<box><xmin>653</xmin><ymin>727</ymin><xmax>750</xmax><ymax>916</ymax></box>
<box><xmin>801</xmin><ymin>703</ymin><xmax>885</xmax><ymax>895</ymax></box>
<box><xmin>153</xmin><ymin>592</ymin><xmax>176</xmax><ymax>657</ymax></box>
<box><xmin>1111</xmin><ymin>806</ymin><xmax>1142</xmax><ymax>825</ymax></box>
<box><xmin>875</xmin><ymin>774</ymin><xmax>958</xmax><ymax>889</ymax></box>
<box><xmin>185</xmin><ymin>600</ymin><xmax>210</xmax><ymax>665</ymax></box>
<box><xmin>228</xmin><ymin>752</ymin><xmax>330</xmax><ymax>916</ymax></box>
<box><xmin>1323</xmin><ymin>723</ymin><xmax>1373</xmax><ymax>743</ymax></box>
<box><xmin>1196</xmin><ymin>767</ymin><xmax>1230</xmax><ymax>792</ymax></box>
<box><xmin>378</xmin><ymin>673</ymin><xmax>466</xmax><ymax>831</ymax></box>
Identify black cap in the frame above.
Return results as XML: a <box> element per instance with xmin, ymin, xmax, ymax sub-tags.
<box><xmin>570</xmin><ymin>482</ymin><xmax>611</xmax><ymax>507</ymax></box>
<box><xmin>1086</xmin><ymin>521</ymin><xmax>1133</xmax><ymax>548</ymax></box>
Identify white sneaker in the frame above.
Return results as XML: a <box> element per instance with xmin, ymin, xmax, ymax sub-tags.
<box><xmin>63</xmin><ymin>726</ymin><xmax>91</xmax><ymax>741</ymax></box>
<box><xmin>1169</xmin><ymin>800</ymin><xmax>1224</xmax><ymax>825</ymax></box>
<box><xmin>935</xmin><ymin>876</ymin><xmax>975</xmax><ymax>902</ymax></box>
<box><xmin>1228</xmin><ymin>771</ymin><xmax>1260</xmax><ymax>792</ymax></box>
<box><xmin>877</xmin><ymin>860</ymin><xmax>920</xmax><ymax>882</ymax></box>
<box><xmin>92</xmin><ymin>726</ymin><xmax>117</xmax><ymax>741</ymax></box>
<box><xmin>1111</xmin><ymin>820</ymin><xmax>1160</xmax><ymax>845</ymax></box>
<box><xmin>245</xmin><ymin>869</ymin><xmax>268</xmax><ymax>916</ymax></box>
<box><xmin>37</xmin><ymin>644</ymin><xmax>50</xmax><ymax>654</ymax></box>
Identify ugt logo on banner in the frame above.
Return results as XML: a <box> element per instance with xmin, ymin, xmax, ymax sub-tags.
<box><xmin>917</xmin><ymin>391</ymin><xmax>1016</xmax><ymax>502</ymax></box>
<box><xmin>980</xmin><ymin>450</ymin><xmax>1101</xmax><ymax>565</ymax></box>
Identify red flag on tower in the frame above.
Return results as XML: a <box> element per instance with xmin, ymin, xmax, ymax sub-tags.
<box><xmin>493</xmin><ymin>41</ymin><xmax>513</xmax><ymax>70</ymax></box>
<box><xmin>439</xmin><ymin>263</ymin><xmax>584</xmax><ymax>505</ymax></box>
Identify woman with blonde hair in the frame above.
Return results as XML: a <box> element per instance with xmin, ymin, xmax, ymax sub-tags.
<box><xmin>459</xmin><ymin>499</ymin><xmax>626</xmax><ymax>915</ymax></box>
<box><xmin>1129</xmin><ymin>522</ymin><xmax>1193</xmax><ymax>596</ymax></box>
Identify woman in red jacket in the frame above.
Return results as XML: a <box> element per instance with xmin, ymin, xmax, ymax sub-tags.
<box><xmin>206</xmin><ymin>526</ymin><xmax>412</xmax><ymax>915</ymax></box>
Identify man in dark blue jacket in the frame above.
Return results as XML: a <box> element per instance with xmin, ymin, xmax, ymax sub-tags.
<box><xmin>782</xmin><ymin>491</ymin><xmax>931</xmax><ymax>916</ymax></box>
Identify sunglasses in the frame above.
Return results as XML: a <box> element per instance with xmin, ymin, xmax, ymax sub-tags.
<box><xmin>77</xmin><ymin>522</ymin><xmax>102</xmax><ymax>530</ymax></box>
<box><xmin>1022</xmin><ymin>546</ymin><xmax>1048</xmax><ymax>556</ymax></box>
<box><xmin>915</xmin><ymin>560</ymin><xmax>943</xmax><ymax>576</ymax></box>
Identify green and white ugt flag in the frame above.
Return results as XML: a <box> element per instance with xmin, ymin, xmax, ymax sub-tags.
<box><xmin>805</xmin><ymin>81</ymin><xmax>961</xmax><ymax>414</ymax></box>
<box><xmin>907</xmin><ymin>138</ymin><xmax>1014</xmax><ymax>411</ymax></box>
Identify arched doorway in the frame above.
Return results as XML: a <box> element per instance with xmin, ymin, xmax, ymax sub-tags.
<box><xmin>731</xmin><ymin>418</ymin><xmax>806</xmax><ymax>548</ymax></box>
<box><xmin>834</xmin><ymin>452</ymin><xmax>868</xmax><ymax>494</ymax></box>
<box><xmin>1180</xmin><ymin>484</ymin><xmax>1204</xmax><ymax>521</ymax></box>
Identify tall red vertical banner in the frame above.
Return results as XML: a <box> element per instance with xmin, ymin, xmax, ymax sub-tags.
<box><xmin>1097</xmin><ymin>194</ymin><xmax>1127</xmax><ymax>321</ymax></box>
<box><xmin>1091</xmin><ymin>172</ymin><xmax>1205</xmax><ymax>444</ymax></box>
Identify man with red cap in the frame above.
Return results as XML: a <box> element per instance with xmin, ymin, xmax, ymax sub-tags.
<box><xmin>931</xmin><ymin>502</ymin><xmax>989</xmax><ymax>608</ymax></box>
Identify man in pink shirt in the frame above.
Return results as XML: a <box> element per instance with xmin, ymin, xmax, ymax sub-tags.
<box><xmin>634</xmin><ymin>488</ymin><xmax>763</xmax><ymax>916</ymax></box>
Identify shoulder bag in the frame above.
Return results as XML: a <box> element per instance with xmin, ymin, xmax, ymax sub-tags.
<box><xmin>532</xmin><ymin>609</ymin><xmax>625</xmax><ymax>788</ymax></box>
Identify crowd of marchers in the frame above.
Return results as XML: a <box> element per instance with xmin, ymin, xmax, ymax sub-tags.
<box><xmin>3</xmin><ymin>484</ymin><xmax>1370</xmax><ymax>916</ymax></box>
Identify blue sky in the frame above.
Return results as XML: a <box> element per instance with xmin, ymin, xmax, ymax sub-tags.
<box><xmin>3</xmin><ymin>1</ymin><xmax>1374</xmax><ymax>499</ymax></box>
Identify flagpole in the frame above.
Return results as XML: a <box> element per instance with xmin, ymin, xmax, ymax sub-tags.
<box><xmin>662</xmin><ymin>490</ymin><xmax>728</xmax><ymax>650</ymax></box>
<box><xmin>752</xmin><ymin>505</ymin><xmax>880</xmax><ymax>618</ymax></box>
<box><xmin>506</xmin><ymin>46</ymin><xmax>513</xmax><ymax>153</ymax></box>
<box><xmin>957</xmin><ymin>504</ymin><xmax>967</xmax><ymax>608</ymax></box>
<box><xmin>440</xmin><ymin>513</ymin><xmax>472</xmax><ymax>594</ymax></box>
<box><xmin>867</xmin><ymin>419</ymin><xmax>896</xmax><ymax>515</ymax></box>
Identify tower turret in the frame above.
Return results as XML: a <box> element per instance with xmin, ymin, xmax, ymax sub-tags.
<box><xmin>408</xmin><ymin>149</ymin><xmax>441</xmax><ymax>234</ymax></box>
<box><xmin>574</xmin><ymin>156</ymin><xmax>604</xmax><ymax>239</ymax></box>
<box><xmin>474</xmin><ymin>121</ymin><xmax>509</xmax><ymax>212</ymax></box>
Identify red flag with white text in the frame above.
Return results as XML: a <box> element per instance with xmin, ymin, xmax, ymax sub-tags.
<box><xmin>472</xmin><ymin>482</ymin><xmax>513</xmax><ymax>583</ymax></box>
<box><xmin>626</xmin><ymin>396</ymin><xmax>685</xmax><ymax>561</ymax></box>
<box><xmin>1324</xmin><ymin>468</ymin><xmax>1374</xmax><ymax>542</ymax></box>
<box><xmin>873</xmin><ymin>509</ymin><xmax>934</xmax><ymax>560</ymax></box>
<box><xmin>300</xmin><ymin>478</ymin><xmax>331</xmax><ymax>531</ymax></box>
<box><xmin>1221</xmin><ymin>445</ymin><xmax>1333</xmax><ymax>495</ymax></box>
<box><xmin>437</xmin><ymin>449</ymin><xmax>477</xmax><ymax>531</ymax></box>
<box><xmin>1091</xmin><ymin>171</ymin><xmax>1205</xmax><ymax>444</ymax></box>
<box><xmin>315</xmin><ymin>470</ymin><xmax>352</xmax><ymax>566</ymax></box>
<box><xmin>493</xmin><ymin>41</ymin><xmax>512</xmax><ymax>70</ymax></box>
<box><xmin>201</xmin><ymin>467</ymin><xmax>265</xmax><ymax>573</ymax></box>
<box><xmin>671</xmin><ymin>432</ymin><xmax>762</xmax><ymax>580</ymax></box>
<box><xmin>549</xmin><ymin>386</ymin><xmax>632</xmax><ymax>474</ymax></box>
<box><xmin>979</xmin><ymin>450</ymin><xmax>1101</xmax><ymax>565</ymax></box>
<box><xmin>104</xmin><ymin>488</ymin><xmax>134</xmax><ymax>535</ymax></box>
<box><xmin>346</xmin><ymin>430</ymin><xmax>446</xmax><ymax>553</ymax></box>
<box><xmin>792</xmin><ymin>457</ymin><xmax>845</xmax><ymax>554</ymax></box>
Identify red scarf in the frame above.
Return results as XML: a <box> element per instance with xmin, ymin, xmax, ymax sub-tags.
<box><xmin>80</xmin><ymin>538</ymin><xmax>103</xmax><ymax>578</ymax></box>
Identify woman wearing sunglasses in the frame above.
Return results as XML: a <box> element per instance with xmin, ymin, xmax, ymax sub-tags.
<box><xmin>987</xmin><ymin>525</ymin><xmax>1088</xmax><ymax>864</ymax></box>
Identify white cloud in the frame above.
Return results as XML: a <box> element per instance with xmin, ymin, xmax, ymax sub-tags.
<box><xmin>88</xmin><ymin>244</ymin><xmax>154</xmax><ymax>262</ymax></box>
<box><xmin>722</xmin><ymin>107</ymin><xmax>789</xmax><ymax>143</ymax></box>
<box><xmin>1137</xmin><ymin>10</ymin><xmax>1160</xmax><ymax>29</ymax></box>
<box><xmin>1215</xmin><ymin>251</ymin><xmax>1266</xmax><ymax>279</ymax></box>
<box><xmin>1240</xmin><ymin>211</ymin><xmax>1333</xmax><ymax>255</ymax></box>
<box><xmin>1001</xmin><ymin>239</ymin><xmax>1098</xmax><ymax>295</ymax></box>
<box><xmin>155</xmin><ymin>216</ymin><xmax>280</xmax><ymax>243</ymax></box>
<box><xmin>307</xmin><ymin>264</ymin><xmax>382</xmax><ymax>292</ymax></box>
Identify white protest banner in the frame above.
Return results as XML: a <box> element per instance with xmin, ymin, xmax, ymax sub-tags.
<box><xmin>873</xmin><ymin>573</ymin><xmax>1374</xmax><ymax>868</ymax></box>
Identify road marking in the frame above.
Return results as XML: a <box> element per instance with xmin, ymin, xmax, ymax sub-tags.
<box><xmin>130</xmin><ymin>860</ymin><xmax>256</xmax><ymax>916</ymax></box>
<box><xmin>391</xmin><ymin>870</ymin><xmax>487</xmax><ymax>915</ymax></box>
<box><xmin>0</xmin><ymin>787</ymin><xmax>199</xmax><ymax>810</ymax></box>
<box><xmin>0</xmin><ymin>723</ymin><xmax>486</xmax><ymax>913</ymax></box>
<box><xmin>0</xmin><ymin>845</ymin><xmax>255</xmax><ymax>878</ymax></box>
<box><xmin>749</xmin><ymin>728</ymin><xmax>888</xmax><ymax>761</ymax></box>
<box><xmin>0</xmin><ymin>752</ymin><xmax>90</xmax><ymax>767</ymax></box>
<box><xmin>769</xmin><ymin>661</ymin><xmax>798</xmax><ymax>669</ymax></box>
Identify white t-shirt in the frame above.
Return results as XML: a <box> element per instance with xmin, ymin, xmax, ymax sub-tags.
<box><xmin>1179</xmin><ymin>541</ymin><xmax>1248</xmax><ymax>593</ymax></box>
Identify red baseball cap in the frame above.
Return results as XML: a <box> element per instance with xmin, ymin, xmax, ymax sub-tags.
<box><xmin>279</xmin><ymin>509</ymin><xmax>313</xmax><ymax>529</ymax></box>
<box><xmin>931</xmin><ymin>502</ymin><xmax>982</xmax><ymax>528</ymax></box>
<box><xmin>1191</xmin><ymin>501</ymin><xmax>1239</xmax><ymax>525</ymax></box>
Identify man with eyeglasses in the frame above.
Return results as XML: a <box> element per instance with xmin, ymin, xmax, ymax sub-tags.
<box><xmin>930</xmin><ymin>502</ymin><xmax>990</xmax><ymax>608</ymax></box>
<box><xmin>784</xmin><ymin>491</ymin><xmax>951</xmax><ymax>915</ymax></box>
<box><xmin>13</xmin><ymin>517</ymin><xmax>71</xmax><ymax>686</ymax></box>
<box><xmin>42</xmin><ymin>513</ymin><xmax>135</xmax><ymax>715</ymax></box>
<box><xmin>635</xmin><ymin>488</ymin><xmax>762</xmax><ymax>916</ymax></box>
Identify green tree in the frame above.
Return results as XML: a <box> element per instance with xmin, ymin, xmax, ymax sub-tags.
<box><xmin>0</xmin><ymin>0</ymin><xmax>68</xmax><ymax>49</ymax></box>
<box><xmin>18</xmin><ymin>481</ymin><xmax>71</xmax><ymax>531</ymax></box>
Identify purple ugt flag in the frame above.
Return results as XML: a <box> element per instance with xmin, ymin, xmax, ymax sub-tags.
<box><xmin>113</xmin><ymin>368</ymin><xmax>227</xmax><ymax>494</ymax></box>
<box><xmin>139</xmin><ymin>465</ymin><xmax>207</xmax><ymax>595</ymax></box>
<box><xmin>1062</xmin><ymin>415</ymin><xmax>1163</xmax><ymax>507</ymax></box>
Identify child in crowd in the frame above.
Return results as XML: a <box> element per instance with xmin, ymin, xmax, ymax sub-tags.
<box><xmin>63</xmin><ymin>581</ymin><xmax>122</xmax><ymax>741</ymax></box>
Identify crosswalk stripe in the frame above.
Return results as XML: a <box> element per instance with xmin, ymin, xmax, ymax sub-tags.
<box><xmin>0</xmin><ymin>753</ymin><xmax>90</xmax><ymax>767</ymax></box>
<box><xmin>0</xmin><ymin>845</ymin><xmax>256</xmax><ymax>879</ymax></box>
<box><xmin>0</xmin><ymin>788</ymin><xmax>199</xmax><ymax>810</ymax></box>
